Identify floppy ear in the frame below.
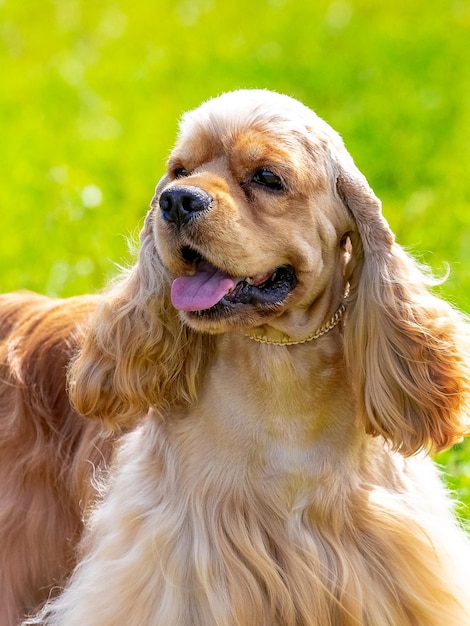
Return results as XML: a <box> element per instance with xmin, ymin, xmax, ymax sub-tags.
<box><xmin>337</xmin><ymin>161</ymin><xmax>470</xmax><ymax>455</ymax></box>
<box><xmin>68</xmin><ymin>209</ymin><xmax>215</xmax><ymax>429</ymax></box>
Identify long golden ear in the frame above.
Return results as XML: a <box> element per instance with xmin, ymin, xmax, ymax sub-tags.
<box><xmin>68</xmin><ymin>210</ymin><xmax>214</xmax><ymax>429</ymax></box>
<box><xmin>337</xmin><ymin>163</ymin><xmax>470</xmax><ymax>455</ymax></box>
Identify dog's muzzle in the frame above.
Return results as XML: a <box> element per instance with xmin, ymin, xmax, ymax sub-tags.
<box><xmin>159</xmin><ymin>186</ymin><xmax>212</xmax><ymax>227</ymax></box>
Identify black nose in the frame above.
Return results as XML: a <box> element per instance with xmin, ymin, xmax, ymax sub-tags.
<box><xmin>159</xmin><ymin>186</ymin><xmax>212</xmax><ymax>226</ymax></box>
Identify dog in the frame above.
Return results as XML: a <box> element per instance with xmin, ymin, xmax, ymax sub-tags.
<box><xmin>0</xmin><ymin>292</ymin><xmax>113</xmax><ymax>625</ymax></box>
<box><xmin>2</xmin><ymin>89</ymin><xmax>470</xmax><ymax>625</ymax></box>
<box><xmin>0</xmin><ymin>292</ymin><xmax>112</xmax><ymax>626</ymax></box>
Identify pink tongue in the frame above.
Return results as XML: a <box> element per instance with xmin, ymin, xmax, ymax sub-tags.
<box><xmin>171</xmin><ymin>266</ymin><xmax>237</xmax><ymax>311</ymax></box>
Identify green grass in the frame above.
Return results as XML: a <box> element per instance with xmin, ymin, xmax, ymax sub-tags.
<box><xmin>1</xmin><ymin>0</ymin><xmax>469</xmax><ymax>517</ymax></box>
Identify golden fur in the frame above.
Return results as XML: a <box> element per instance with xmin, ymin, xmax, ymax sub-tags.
<box><xmin>0</xmin><ymin>292</ymin><xmax>112</xmax><ymax>625</ymax></box>
<box><xmin>2</xmin><ymin>89</ymin><xmax>470</xmax><ymax>625</ymax></box>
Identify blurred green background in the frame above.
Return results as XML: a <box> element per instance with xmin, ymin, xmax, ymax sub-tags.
<box><xmin>1</xmin><ymin>0</ymin><xmax>469</xmax><ymax>518</ymax></box>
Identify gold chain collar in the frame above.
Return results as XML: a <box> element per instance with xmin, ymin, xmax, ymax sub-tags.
<box><xmin>244</xmin><ymin>302</ymin><xmax>346</xmax><ymax>347</ymax></box>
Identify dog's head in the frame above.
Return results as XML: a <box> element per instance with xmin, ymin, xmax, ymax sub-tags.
<box><xmin>71</xmin><ymin>89</ymin><xmax>470</xmax><ymax>454</ymax></box>
<box><xmin>148</xmin><ymin>89</ymin><xmax>356</xmax><ymax>338</ymax></box>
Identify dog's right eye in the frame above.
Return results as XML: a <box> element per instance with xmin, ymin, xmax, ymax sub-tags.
<box><xmin>173</xmin><ymin>167</ymin><xmax>189</xmax><ymax>179</ymax></box>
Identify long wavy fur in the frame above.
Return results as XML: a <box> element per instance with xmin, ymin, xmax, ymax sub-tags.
<box><xmin>0</xmin><ymin>293</ymin><xmax>112</xmax><ymax>626</ymax></box>
<box><xmin>337</xmin><ymin>161</ymin><xmax>470</xmax><ymax>455</ymax></box>
<box><xmin>68</xmin><ymin>211</ymin><xmax>216</xmax><ymax>428</ymax></box>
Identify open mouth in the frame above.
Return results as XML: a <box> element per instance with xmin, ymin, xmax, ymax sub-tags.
<box><xmin>171</xmin><ymin>247</ymin><xmax>297</xmax><ymax>314</ymax></box>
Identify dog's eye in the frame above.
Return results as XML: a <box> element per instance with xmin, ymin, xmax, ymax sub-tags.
<box><xmin>173</xmin><ymin>167</ymin><xmax>189</xmax><ymax>179</ymax></box>
<box><xmin>252</xmin><ymin>169</ymin><xmax>284</xmax><ymax>191</ymax></box>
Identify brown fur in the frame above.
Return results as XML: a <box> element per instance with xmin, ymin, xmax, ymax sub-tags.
<box><xmin>0</xmin><ymin>293</ymin><xmax>112</xmax><ymax>625</ymax></box>
<box><xmin>2</xmin><ymin>90</ymin><xmax>470</xmax><ymax>625</ymax></box>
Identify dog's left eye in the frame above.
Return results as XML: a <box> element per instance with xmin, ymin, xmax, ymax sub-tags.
<box><xmin>252</xmin><ymin>169</ymin><xmax>284</xmax><ymax>191</ymax></box>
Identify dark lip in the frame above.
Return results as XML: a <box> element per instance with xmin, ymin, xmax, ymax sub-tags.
<box><xmin>221</xmin><ymin>265</ymin><xmax>297</xmax><ymax>306</ymax></box>
<box><xmin>181</xmin><ymin>245</ymin><xmax>204</xmax><ymax>265</ymax></box>
<box><xmin>177</xmin><ymin>246</ymin><xmax>297</xmax><ymax>318</ymax></box>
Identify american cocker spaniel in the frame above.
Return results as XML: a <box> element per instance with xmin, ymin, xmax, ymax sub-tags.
<box><xmin>2</xmin><ymin>89</ymin><xmax>470</xmax><ymax>626</ymax></box>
